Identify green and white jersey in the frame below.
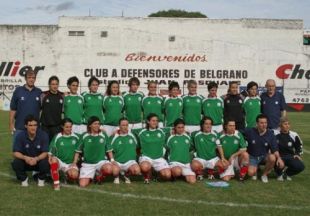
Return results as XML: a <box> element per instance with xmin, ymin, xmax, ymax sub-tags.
<box><xmin>103</xmin><ymin>95</ymin><xmax>124</xmax><ymax>126</ymax></box>
<box><xmin>110</xmin><ymin>133</ymin><xmax>138</xmax><ymax>163</ymax></box>
<box><xmin>64</xmin><ymin>94</ymin><xmax>84</xmax><ymax>124</ymax></box>
<box><xmin>164</xmin><ymin>96</ymin><xmax>183</xmax><ymax>127</ymax></box>
<box><xmin>123</xmin><ymin>91</ymin><xmax>144</xmax><ymax>123</ymax></box>
<box><xmin>132</xmin><ymin>128</ymin><xmax>171</xmax><ymax>159</ymax></box>
<box><xmin>142</xmin><ymin>95</ymin><xmax>164</xmax><ymax>122</ymax></box>
<box><xmin>192</xmin><ymin>131</ymin><xmax>220</xmax><ymax>161</ymax></box>
<box><xmin>166</xmin><ymin>133</ymin><xmax>192</xmax><ymax>164</ymax></box>
<box><xmin>76</xmin><ymin>132</ymin><xmax>112</xmax><ymax>164</ymax></box>
<box><xmin>202</xmin><ymin>97</ymin><xmax>224</xmax><ymax>125</ymax></box>
<box><xmin>218</xmin><ymin>131</ymin><xmax>247</xmax><ymax>159</ymax></box>
<box><xmin>182</xmin><ymin>94</ymin><xmax>204</xmax><ymax>125</ymax></box>
<box><xmin>82</xmin><ymin>92</ymin><xmax>104</xmax><ymax>124</ymax></box>
<box><xmin>243</xmin><ymin>96</ymin><xmax>261</xmax><ymax>128</ymax></box>
<box><xmin>49</xmin><ymin>133</ymin><xmax>80</xmax><ymax>164</ymax></box>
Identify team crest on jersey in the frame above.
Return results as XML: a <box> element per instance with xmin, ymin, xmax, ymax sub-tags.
<box><xmin>169</xmin><ymin>103</ymin><xmax>173</xmax><ymax>107</ymax></box>
<box><xmin>252</xmin><ymin>140</ymin><xmax>256</xmax><ymax>144</ymax></box>
<box><xmin>138</xmin><ymin>97</ymin><xmax>142</xmax><ymax>101</ymax></box>
<box><xmin>223</xmin><ymin>140</ymin><xmax>226</xmax><ymax>144</ymax></box>
<box><xmin>200</xmin><ymin>138</ymin><xmax>204</xmax><ymax>142</ymax></box>
<box><xmin>264</xmin><ymin>142</ymin><xmax>268</xmax><ymax>146</ymax></box>
<box><xmin>207</xmin><ymin>103</ymin><xmax>210</xmax><ymax>107</ymax></box>
<box><xmin>179</xmin><ymin>102</ymin><xmax>182</xmax><ymax>106</ymax></box>
<box><xmin>36</xmin><ymin>97</ymin><xmax>39</xmax><ymax>101</ymax></box>
<box><xmin>98</xmin><ymin>96</ymin><xmax>102</xmax><ymax>100</ymax></box>
<box><xmin>249</xmin><ymin>102</ymin><xmax>252</xmax><ymax>105</ymax></box>
<box><xmin>21</xmin><ymin>97</ymin><xmax>25</xmax><ymax>101</ymax></box>
<box><xmin>157</xmin><ymin>100</ymin><xmax>161</xmax><ymax>104</ymax></box>
<box><xmin>239</xmin><ymin>99</ymin><xmax>242</xmax><ymax>104</ymax></box>
<box><xmin>25</xmin><ymin>144</ymin><xmax>29</xmax><ymax>148</ymax></box>
<box><xmin>59</xmin><ymin>99</ymin><xmax>63</xmax><ymax>104</ymax></box>
<box><xmin>227</xmin><ymin>100</ymin><xmax>230</xmax><ymax>104</ymax></box>
<box><xmin>217</xmin><ymin>102</ymin><xmax>221</xmax><ymax>107</ymax></box>
<box><xmin>212</xmin><ymin>137</ymin><xmax>215</xmax><ymax>142</ymax></box>
<box><xmin>78</xmin><ymin>99</ymin><xmax>82</xmax><ymax>104</ymax></box>
<box><xmin>275</xmin><ymin>101</ymin><xmax>279</xmax><ymax>105</ymax></box>
<box><xmin>147</xmin><ymin>101</ymin><xmax>151</xmax><ymax>105</ymax></box>
<box><xmin>186</xmin><ymin>99</ymin><xmax>190</xmax><ymax>103</ymax></box>
<box><xmin>88</xmin><ymin>139</ymin><xmax>92</xmax><ymax>143</ymax></box>
<box><xmin>37</xmin><ymin>145</ymin><xmax>41</xmax><ymax>149</ymax></box>
<box><xmin>118</xmin><ymin>140</ymin><xmax>122</xmax><ymax>145</ymax></box>
<box><xmin>129</xmin><ymin>139</ymin><xmax>133</xmax><ymax>144</ymax></box>
<box><xmin>185</xmin><ymin>139</ymin><xmax>190</xmax><ymax>144</ymax></box>
<box><xmin>46</xmin><ymin>99</ymin><xmax>49</xmax><ymax>103</ymax></box>
<box><xmin>196</xmin><ymin>99</ymin><xmax>201</xmax><ymax>103</ymax></box>
<box><xmin>128</xmin><ymin>98</ymin><xmax>131</xmax><ymax>101</ymax></box>
<box><xmin>146</xmin><ymin>134</ymin><xmax>150</xmax><ymax>137</ymax></box>
<box><xmin>68</xmin><ymin>99</ymin><xmax>71</xmax><ymax>103</ymax></box>
<box><xmin>72</xmin><ymin>140</ymin><xmax>76</xmax><ymax>145</ymax></box>
<box><xmin>157</xmin><ymin>133</ymin><xmax>162</xmax><ymax>138</ymax></box>
<box><xmin>88</xmin><ymin>97</ymin><xmax>91</xmax><ymax>100</ymax></box>
<box><xmin>100</xmin><ymin>138</ymin><xmax>104</xmax><ymax>143</ymax></box>
<box><xmin>60</xmin><ymin>142</ymin><xmax>64</xmax><ymax>146</ymax></box>
<box><xmin>288</xmin><ymin>142</ymin><xmax>292</xmax><ymax>147</ymax></box>
<box><xmin>234</xmin><ymin>140</ymin><xmax>238</xmax><ymax>145</ymax></box>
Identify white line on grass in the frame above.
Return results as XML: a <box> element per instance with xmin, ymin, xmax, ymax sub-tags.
<box><xmin>0</xmin><ymin>171</ymin><xmax>308</xmax><ymax>211</ymax></box>
<box><xmin>303</xmin><ymin>148</ymin><xmax>310</xmax><ymax>154</ymax></box>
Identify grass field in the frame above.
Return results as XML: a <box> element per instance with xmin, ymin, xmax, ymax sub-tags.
<box><xmin>0</xmin><ymin>110</ymin><xmax>309</xmax><ymax>216</ymax></box>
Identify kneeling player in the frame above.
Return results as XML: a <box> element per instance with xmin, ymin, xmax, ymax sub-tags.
<box><xmin>75</xmin><ymin>116</ymin><xmax>119</xmax><ymax>187</ymax></box>
<box><xmin>133</xmin><ymin>113</ymin><xmax>171</xmax><ymax>184</ymax></box>
<box><xmin>191</xmin><ymin>116</ymin><xmax>229</xmax><ymax>180</ymax></box>
<box><xmin>167</xmin><ymin>119</ymin><xmax>196</xmax><ymax>184</ymax></box>
<box><xmin>219</xmin><ymin>119</ymin><xmax>249</xmax><ymax>181</ymax></box>
<box><xmin>110</xmin><ymin>118</ymin><xmax>141</xmax><ymax>184</ymax></box>
<box><xmin>49</xmin><ymin>118</ymin><xmax>80</xmax><ymax>190</ymax></box>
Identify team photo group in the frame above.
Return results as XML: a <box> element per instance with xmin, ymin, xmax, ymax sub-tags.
<box><xmin>9</xmin><ymin>69</ymin><xmax>305</xmax><ymax>190</ymax></box>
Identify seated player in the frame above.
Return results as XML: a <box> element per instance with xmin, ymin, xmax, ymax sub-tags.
<box><xmin>48</xmin><ymin>118</ymin><xmax>80</xmax><ymax>190</ymax></box>
<box><xmin>244</xmin><ymin>114</ymin><xmax>284</xmax><ymax>183</ymax></box>
<box><xmin>274</xmin><ymin>117</ymin><xmax>305</xmax><ymax>181</ymax></box>
<box><xmin>133</xmin><ymin>113</ymin><xmax>171</xmax><ymax>184</ymax></box>
<box><xmin>191</xmin><ymin>116</ymin><xmax>229</xmax><ymax>180</ymax></box>
<box><xmin>166</xmin><ymin>118</ymin><xmax>196</xmax><ymax>184</ymax></box>
<box><xmin>219</xmin><ymin>119</ymin><xmax>249</xmax><ymax>181</ymax></box>
<box><xmin>75</xmin><ymin>116</ymin><xmax>119</xmax><ymax>187</ymax></box>
<box><xmin>110</xmin><ymin>118</ymin><xmax>141</xmax><ymax>184</ymax></box>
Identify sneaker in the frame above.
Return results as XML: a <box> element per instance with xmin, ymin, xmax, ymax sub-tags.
<box><xmin>21</xmin><ymin>178</ymin><xmax>29</xmax><ymax>187</ymax></box>
<box><xmin>239</xmin><ymin>175</ymin><xmax>245</xmax><ymax>182</ymax></box>
<box><xmin>251</xmin><ymin>175</ymin><xmax>257</xmax><ymax>181</ymax></box>
<box><xmin>286</xmin><ymin>175</ymin><xmax>292</xmax><ymax>181</ymax></box>
<box><xmin>261</xmin><ymin>175</ymin><xmax>268</xmax><ymax>183</ymax></box>
<box><xmin>38</xmin><ymin>179</ymin><xmax>45</xmax><ymax>187</ymax></box>
<box><xmin>197</xmin><ymin>175</ymin><xmax>204</xmax><ymax>181</ymax></box>
<box><xmin>277</xmin><ymin>175</ymin><xmax>284</xmax><ymax>181</ymax></box>
<box><xmin>144</xmin><ymin>179</ymin><xmax>150</xmax><ymax>184</ymax></box>
<box><xmin>53</xmin><ymin>184</ymin><xmax>60</xmax><ymax>191</ymax></box>
<box><xmin>208</xmin><ymin>174</ymin><xmax>215</xmax><ymax>180</ymax></box>
<box><xmin>124</xmin><ymin>176</ymin><xmax>131</xmax><ymax>184</ymax></box>
<box><xmin>113</xmin><ymin>177</ymin><xmax>120</xmax><ymax>184</ymax></box>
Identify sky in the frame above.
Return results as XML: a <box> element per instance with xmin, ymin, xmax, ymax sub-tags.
<box><xmin>0</xmin><ymin>0</ymin><xmax>309</xmax><ymax>29</ymax></box>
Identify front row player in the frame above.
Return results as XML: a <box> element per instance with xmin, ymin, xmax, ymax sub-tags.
<box><xmin>48</xmin><ymin>118</ymin><xmax>80</xmax><ymax>190</ymax></box>
<box><xmin>218</xmin><ymin>119</ymin><xmax>249</xmax><ymax>181</ymax></box>
<box><xmin>110</xmin><ymin>118</ymin><xmax>141</xmax><ymax>184</ymax></box>
<box><xmin>133</xmin><ymin>113</ymin><xmax>171</xmax><ymax>184</ymax></box>
<box><xmin>166</xmin><ymin>119</ymin><xmax>196</xmax><ymax>184</ymax></box>
<box><xmin>75</xmin><ymin>116</ymin><xmax>120</xmax><ymax>187</ymax></box>
<box><xmin>191</xmin><ymin>116</ymin><xmax>228</xmax><ymax>180</ymax></box>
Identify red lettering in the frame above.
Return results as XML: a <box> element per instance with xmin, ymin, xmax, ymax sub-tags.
<box><xmin>276</xmin><ymin>64</ymin><xmax>293</xmax><ymax>79</ymax></box>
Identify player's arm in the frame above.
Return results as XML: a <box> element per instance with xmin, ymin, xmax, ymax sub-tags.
<box><xmin>294</xmin><ymin>135</ymin><xmax>303</xmax><ymax>159</ymax></box>
<box><xmin>9</xmin><ymin>110</ymin><xmax>16</xmax><ymax>134</ymax></box>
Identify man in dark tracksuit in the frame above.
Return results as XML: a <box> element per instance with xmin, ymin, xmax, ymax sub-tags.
<box><xmin>274</xmin><ymin>117</ymin><xmax>305</xmax><ymax>181</ymax></box>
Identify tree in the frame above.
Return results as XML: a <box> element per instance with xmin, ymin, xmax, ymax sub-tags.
<box><xmin>148</xmin><ymin>9</ymin><xmax>207</xmax><ymax>18</ymax></box>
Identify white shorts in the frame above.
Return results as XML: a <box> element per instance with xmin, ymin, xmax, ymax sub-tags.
<box><xmin>55</xmin><ymin>157</ymin><xmax>78</xmax><ymax>173</ymax></box>
<box><xmin>116</xmin><ymin>160</ymin><xmax>138</xmax><ymax>172</ymax></box>
<box><xmin>170</xmin><ymin>162</ymin><xmax>195</xmax><ymax>176</ymax></box>
<box><xmin>79</xmin><ymin>160</ymin><xmax>111</xmax><ymax>179</ymax></box>
<box><xmin>139</xmin><ymin>156</ymin><xmax>169</xmax><ymax>172</ymax></box>
<box><xmin>212</xmin><ymin>125</ymin><xmax>223</xmax><ymax>133</ymax></box>
<box><xmin>129</xmin><ymin>123</ymin><xmax>143</xmax><ymax>130</ymax></box>
<box><xmin>185</xmin><ymin>125</ymin><xmax>200</xmax><ymax>134</ymax></box>
<box><xmin>103</xmin><ymin>125</ymin><xmax>119</xmax><ymax>137</ymax></box>
<box><xmin>220</xmin><ymin>157</ymin><xmax>240</xmax><ymax>178</ymax></box>
<box><xmin>193</xmin><ymin>157</ymin><xmax>220</xmax><ymax>169</ymax></box>
<box><xmin>72</xmin><ymin>124</ymin><xmax>87</xmax><ymax>134</ymax></box>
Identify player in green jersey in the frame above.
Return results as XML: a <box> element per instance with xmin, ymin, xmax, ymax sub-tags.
<box><xmin>110</xmin><ymin>118</ymin><xmax>141</xmax><ymax>184</ymax></box>
<box><xmin>64</xmin><ymin>76</ymin><xmax>86</xmax><ymax>134</ymax></box>
<box><xmin>243</xmin><ymin>81</ymin><xmax>261</xmax><ymax>128</ymax></box>
<box><xmin>202</xmin><ymin>82</ymin><xmax>224</xmax><ymax>133</ymax></box>
<box><xmin>134</xmin><ymin>113</ymin><xmax>171</xmax><ymax>184</ymax></box>
<box><xmin>218</xmin><ymin>119</ymin><xmax>249</xmax><ymax>181</ymax></box>
<box><xmin>182</xmin><ymin>80</ymin><xmax>203</xmax><ymax>133</ymax></box>
<box><xmin>123</xmin><ymin>77</ymin><xmax>144</xmax><ymax>130</ymax></box>
<box><xmin>103</xmin><ymin>81</ymin><xmax>124</xmax><ymax>136</ymax></box>
<box><xmin>82</xmin><ymin>77</ymin><xmax>104</xmax><ymax>125</ymax></box>
<box><xmin>142</xmin><ymin>81</ymin><xmax>164</xmax><ymax>128</ymax></box>
<box><xmin>166</xmin><ymin>119</ymin><xmax>196</xmax><ymax>184</ymax></box>
<box><xmin>75</xmin><ymin>116</ymin><xmax>119</xmax><ymax>187</ymax></box>
<box><xmin>164</xmin><ymin>81</ymin><xmax>183</xmax><ymax>127</ymax></box>
<box><xmin>191</xmin><ymin>116</ymin><xmax>229</xmax><ymax>181</ymax></box>
<box><xmin>49</xmin><ymin>118</ymin><xmax>80</xmax><ymax>190</ymax></box>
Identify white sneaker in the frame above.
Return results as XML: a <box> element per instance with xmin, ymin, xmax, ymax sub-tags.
<box><xmin>251</xmin><ymin>175</ymin><xmax>257</xmax><ymax>181</ymax></box>
<box><xmin>197</xmin><ymin>175</ymin><xmax>204</xmax><ymax>181</ymax></box>
<box><xmin>286</xmin><ymin>175</ymin><xmax>292</xmax><ymax>181</ymax></box>
<box><xmin>21</xmin><ymin>178</ymin><xmax>29</xmax><ymax>187</ymax></box>
<box><xmin>277</xmin><ymin>175</ymin><xmax>284</xmax><ymax>181</ymax></box>
<box><xmin>113</xmin><ymin>177</ymin><xmax>120</xmax><ymax>184</ymax></box>
<box><xmin>124</xmin><ymin>176</ymin><xmax>131</xmax><ymax>184</ymax></box>
<box><xmin>261</xmin><ymin>175</ymin><xmax>268</xmax><ymax>183</ymax></box>
<box><xmin>38</xmin><ymin>179</ymin><xmax>45</xmax><ymax>187</ymax></box>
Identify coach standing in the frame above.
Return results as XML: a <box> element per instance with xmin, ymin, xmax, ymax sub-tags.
<box><xmin>12</xmin><ymin>115</ymin><xmax>49</xmax><ymax>187</ymax></box>
<box><xmin>10</xmin><ymin>70</ymin><xmax>42</xmax><ymax>138</ymax></box>
<box><xmin>260</xmin><ymin>79</ymin><xmax>286</xmax><ymax>129</ymax></box>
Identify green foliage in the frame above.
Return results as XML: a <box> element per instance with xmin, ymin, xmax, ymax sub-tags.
<box><xmin>148</xmin><ymin>9</ymin><xmax>207</xmax><ymax>18</ymax></box>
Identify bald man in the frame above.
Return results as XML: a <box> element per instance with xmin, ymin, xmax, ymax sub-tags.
<box><xmin>260</xmin><ymin>79</ymin><xmax>286</xmax><ymax>129</ymax></box>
